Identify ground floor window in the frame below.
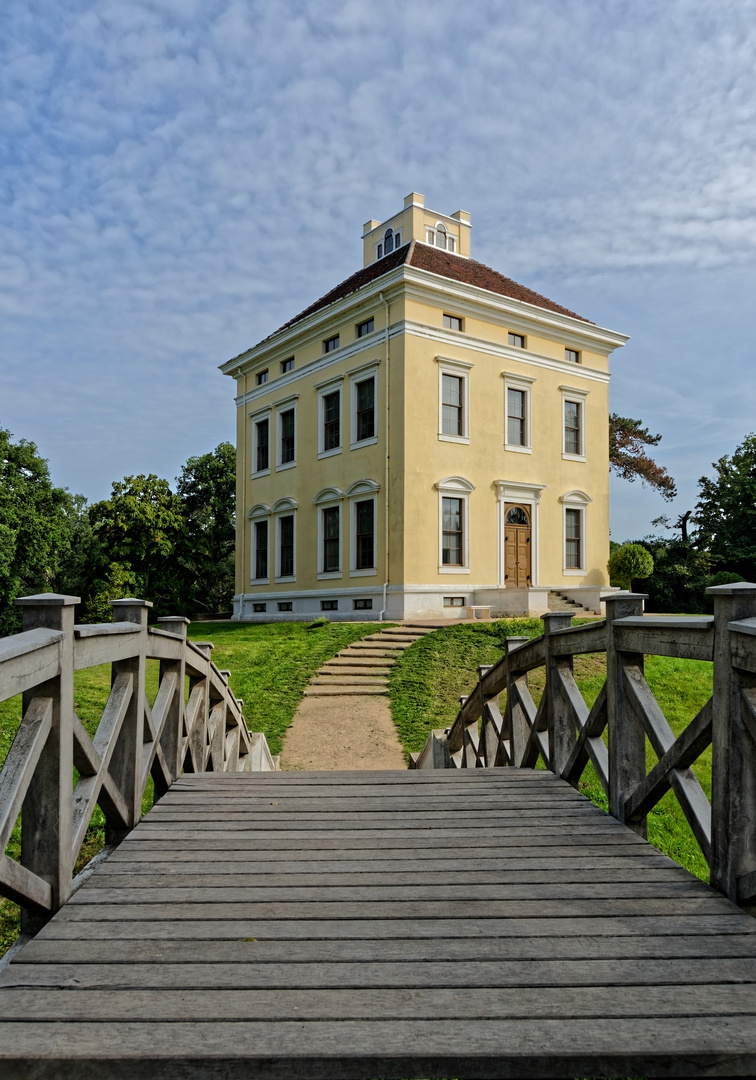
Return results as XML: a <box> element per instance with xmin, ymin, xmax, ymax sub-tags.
<box><xmin>442</xmin><ymin>497</ymin><xmax>463</xmax><ymax>565</ymax></box>
<box><xmin>322</xmin><ymin>506</ymin><xmax>340</xmax><ymax>573</ymax></box>
<box><xmin>279</xmin><ymin>514</ymin><xmax>294</xmax><ymax>577</ymax></box>
<box><xmin>565</xmin><ymin>508</ymin><xmax>582</xmax><ymax>569</ymax></box>
<box><xmin>355</xmin><ymin>499</ymin><xmax>375</xmax><ymax>569</ymax></box>
<box><xmin>254</xmin><ymin>520</ymin><xmax>268</xmax><ymax>580</ymax></box>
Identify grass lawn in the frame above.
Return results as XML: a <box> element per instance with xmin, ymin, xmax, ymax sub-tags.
<box><xmin>0</xmin><ymin>617</ymin><xmax>385</xmax><ymax>957</ymax></box>
<box><xmin>389</xmin><ymin>619</ymin><xmax>713</xmax><ymax>882</ymax></box>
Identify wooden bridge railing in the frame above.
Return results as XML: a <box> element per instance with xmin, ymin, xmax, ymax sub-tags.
<box><xmin>0</xmin><ymin>593</ymin><xmax>277</xmax><ymax>930</ymax></box>
<box><xmin>412</xmin><ymin>583</ymin><xmax>756</xmax><ymax>909</ymax></box>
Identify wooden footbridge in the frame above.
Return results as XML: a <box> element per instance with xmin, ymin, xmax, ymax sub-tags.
<box><xmin>1</xmin><ymin>590</ymin><xmax>756</xmax><ymax>1078</ymax></box>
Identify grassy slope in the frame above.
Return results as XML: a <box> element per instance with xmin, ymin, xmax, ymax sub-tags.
<box><xmin>388</xmin><ymin>619</ymin><xmax>712</xmax><ymax>882</ymax></box>
<box><xmin>0</xmin><ymin>618</ymin><xmax>385</xmax><ymax>957</ymax></box>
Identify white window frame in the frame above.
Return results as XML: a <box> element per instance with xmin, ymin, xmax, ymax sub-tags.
<box><xmin>502</xmin><ymin>372</ymin><xmax>535</xmax><ymax>454</ymax></box>
<box><xmin>560</xmin><ymin>490</ymin><xmax>592</xmax><ymax>575</ymax></box>
<box><xmin>508</xmin><ymin>332</ymin><xmax>526</xmax><ymax>349</ymax></box>
<box><xmin>561</xmin><ymin>384</ymin><xmax>589</xmax><ymax>461</ymax></box>
<box><xmin>275</xmin><ymin>395</ymin><xmax>298</xmax><ymax>471</ymax></box>
<box><xmin>313</xmin><ymin>487</ymin><xmax>344</xmax><ymax>580</ymax></box>
<box><xmin>272</xmin><ymin>498</ymin><xmax>297</xmax><ymax>582</ymax></box>
<box><xmin>247</xmin><ymin>503</ymin><xmax>271</xmax><ymax>585</ymax></box>
<box><xmin>435</xmin><ymin>476</ymin><xmax>474</xmax><ymax>575</ymax></box>
<box><xmin>250</xmin><ymin>407</ymin><xmax>272</xmax><ymax>477</ymax></box>
<box><xmin>346</xmin><ymin>479</ymin><xmax>380</xmax><ymax>577</ymax></box>
<box><xmin>436</xmin><ymin>356</ymin><xmax>473</xmax><ymax>445</ymax></box>
<box><xmin>316</xmin><ymin>376</ymin><xmax>344</xmax><ymax>459</ymax></box>
<box><xmin>349</xmin><ymin>361</ymin><xmax>379</xmax><ymax>450</ymax></box>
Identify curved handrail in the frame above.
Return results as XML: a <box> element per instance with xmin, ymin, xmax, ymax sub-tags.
<box><xmin>413</xmin><ymin>587</ymin><xmax>756</xmax><ymax>911</ymax></box>
<box><xmin>0</xmin><ymin>594</ymin><xmax>277</xmax><ymax>928</ymax></box>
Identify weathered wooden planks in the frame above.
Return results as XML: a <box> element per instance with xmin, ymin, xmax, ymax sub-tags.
<box><xmin>2</xmin><ymin>767</ymin><xmax>756</xmax><ymax>1079</ymax></box>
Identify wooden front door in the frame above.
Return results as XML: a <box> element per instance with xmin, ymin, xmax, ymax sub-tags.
<box><xmin>504</xmin><ymin>504</ymin><xmax>531</xmax><ymax>588</ymax></box>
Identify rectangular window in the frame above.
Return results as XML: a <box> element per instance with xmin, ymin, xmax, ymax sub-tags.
<box><xmin>281</xmin><ymin>356</ymin><xmax>294</xmax><ymax>373</ymax></box>
<box><xmin>508</xmin><ymin>332</ymin><xmax>526</xmax><ymax>348</ymax></box>
<box><xmin>442</xmin><ymin>374</ymin><xmax>464</xmax><ymax>437</ymax></box>
<box><xmin>322</xmin><ymin>506</ymin><xmax>340</xmax><ymax>573</ymax></box>
<box><xmin>356</xmin><ymin>318</ymin><xmax>374</xmax><ymax>338</ymax></box>
<box><xmin>279</xmin><ymin>514</ymin><xmax>294</xmax><ymax>577</ymax></box>
<box><xmin>356</xmin><ymin>378</ymin><xmax>375</xmax><ymax>441</ymax></box>
<box><xmin>321</xmin><ymin>599</ymin><xmax>338</xmax><ymax>611</ymax></box>
<box><xmin>507</xmin><ymin>388</ymin><xmax>526</xmax><ymax>446</ymax></box>
<box><xmin>255</xmin><ymin>418</ymin><xmax>269</xmax><ymax>472</ymax></box>
<box><xmin>277</xmin><ymin>601</ymin><xmax>292</xmax><ymax>612</ymax></box>
<box><xmin>252</xmin><ymin>602</ymin><xmax>267</xmax><ymax>613</ymax></box>
<box><xmin>442</xmin><ymin>497</ymin><xmax>463</xmax><ymax>566</ymax></box>
<box><xmin>565</xmin><ymin>348</ymin><xmax>580</xmax><ymax>364</ymax></box>
<box><xmin>355</xmin><ymin>500</ymin><xmax>375</xmax><ymax>570</ymax></box>
<box><xmin>254</xmin><ymin>520</ymin><xmax>268</xmax><ymax>580</ymax></box>
<box><xmin>376</xmin><ymin>243</ymin><xmax>383</xmax><ymax>259</ymax></box>
<box><xmin>564</xmin><ymin>400</ymin><xmax>582</xmax><ymax>456</ymax></box>
<box><xmin>353</xmin><ymin>598</ymin><xmax>372</xmax><ymax>610</ymax></box>
<box><xmin>443</xmin><ymin>314</ymin><xmax>463</xmax><ymax>331</ymax></box>
<box><xmin>444</xmin><ymin>596</ymin><xmax>465</xmax><ymax>607</ymax></box>
<box><xmin>280</xmin><ymin>408</ymin><xmax>295</xmax><ymax>464</ymax></box>
<box><xmin>323</xmin><ymin>335</ymin><xmax>340</xmax><ymax>353</ymax></box>
<box><xmin>565</xmin><ymin>509</ymin><xmax>582</xmax><ymax>569</ymax></box>
<box><xmin>323</xmin><ymin>390</ymin><xmax>340</xmax><ymax>450</ymax></box>
<box><xmin>256</xmin><ymin>369</ymin><xmax>269</xmax><ymax>385</ymax></box>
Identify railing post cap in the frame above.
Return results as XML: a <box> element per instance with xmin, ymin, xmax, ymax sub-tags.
<box><xmin>194</xmin><ymin>640</ymin><xmax>215</xmax><ymax>652</ymax></box>
<box><xmin>158</xmin><ymin>615</ymin><xmax>191</xmax><ymax>623</ymax></box>
<box><xmin>15</xmin><ymin>593</ymin><xmax>80</xmax><ymax>606</ymax></box>
<box><xmin>705</xmin><ymin>581</ymin><xmax>756</xmax><ymax>596</ymax></box>
<box><xmin>110</xmin><ymin>597</ymin><xmax>154</xmax><ymax>609</ymax></box>
<box><xmin>604</xmin><ymin>591</ymin><xmax>649</xmax><ymax>602</ymax></box>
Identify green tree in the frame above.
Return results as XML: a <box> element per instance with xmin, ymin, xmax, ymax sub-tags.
<box><xmin>0</xmin><ymin>428</ymin><xmax>78</xmax><ymax>635</ymax></box>
<box><xmin>695</xmin><ymin>433</ymin><xmax>756</xmax><ymax>581</ymax></box>
<box><xmin>607</xmin><ymin>542</ymin><xmax>654</xmax><ymax>592</ymax></box>
<box><xmin>609</xmin><ymin>414</ymin><xmax>677</xmax><ymax>500</ymax></box>
<box><xmin>175</xmin><ymin>442</ymin><xmax>236</xmax><ymax>614</ymax></box>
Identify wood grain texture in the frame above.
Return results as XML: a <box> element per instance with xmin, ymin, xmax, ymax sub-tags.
<box><xmin>2</xmin><ymin>768</ymin><xmax>756</xmax><ymax>1079</ymax></box>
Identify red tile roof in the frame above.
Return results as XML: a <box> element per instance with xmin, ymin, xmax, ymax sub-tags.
<box><xmin>263</xmin><ymin>240</ymin><xmax>591</xmax><ymax>342</ymax></box>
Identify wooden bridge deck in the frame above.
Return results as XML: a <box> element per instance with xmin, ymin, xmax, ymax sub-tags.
<box><xmin>2</xmin><ymin>768</ymin><xmax>756</xmax><ymax>1078</ymax></box>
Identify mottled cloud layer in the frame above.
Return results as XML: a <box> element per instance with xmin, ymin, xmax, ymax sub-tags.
<box><xmin>2</xmin><ymin>0</ymin><xmax>755</xmax><ymax>536</ymax></box>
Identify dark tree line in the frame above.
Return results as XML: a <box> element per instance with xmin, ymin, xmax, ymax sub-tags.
<box><xmin>0</xmin><ymin>429</ymin><xmax>235</xmax><ymax>633</ymax></box>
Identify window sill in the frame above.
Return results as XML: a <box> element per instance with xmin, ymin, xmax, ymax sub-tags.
<box><xmin>438</xmin><ymin>566</ymin><xmax>471</xmax><ymax>575</ymax></box>
<box><xmin>318</xmin><ymin>448</ymin><xmax>342</xmax><ymax>460</ymax></box>
<box><xmin>505</xmin><ymin>444</ymin><xmax>532</xmax><ymax>454</ymax></box>
<box><xmin>250</xmin><ymin>578</ymin><xmax>270</xmax><ymax>586</ymax></box>
<box><xmin>438</xmin><ymin>434</ymin><xmax>470</xmax><ymax>445</ymax></box>
<box><xmin>563</xmin><ymin>568</ymin><xmax>586</xmax><ymax>576</ymax></box>
<box><xmin>350</xmin><ymin>568</ymin><xmax>378</xmax><ymax>577</ymax></box>
<box><xmin>317</xmin><ymin>571</ymin><xmax>342</xmax><ymax>580</ymax></box>
<box><xmin>274</xmin><ymin>575</ymin><xmax>296</xmax><ymax>584</ymax></box>
<box><xmin>251</xmin><ymin>469</ymin><xmax>271</xmax><ymax>479</ymax></box>
<box><xmin>350</xmin><ymin>436</ymin><xmax>378</xmax><ymax>450</ymax></box>
<box><xmin>276</xmin><ymin>460</ymin><xmax>297</xmax><ymax>472</ymax></box>
<box><xmin>562</xmin><ymin>453</ymin><xmax>586</xmax><ymax>462</ymax></box>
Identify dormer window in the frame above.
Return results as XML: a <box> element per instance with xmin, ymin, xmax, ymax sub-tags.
<box><xmin>425</xmin><ymin>223</ymin><xmax>457</xmax><ymax>253</ymax></box>
<box><xmin>383</xmin><ymin>228</ymin><xmax>394</xmax><ymax>255</ymax></box>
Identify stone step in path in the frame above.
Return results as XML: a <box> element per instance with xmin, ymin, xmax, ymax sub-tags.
<box><xmin>304</xmin><ymin>625</ymin><xmax>437</xmax><ymax>698</ymax></box>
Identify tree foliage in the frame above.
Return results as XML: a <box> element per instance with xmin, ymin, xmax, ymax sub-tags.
<box><xmin>0</xmin><ymin>429</ymin><xmax>77</xmax><ymax>634</ymax></box>
<box><xmin>174</xmin><ymin>442</ymin><xmax>236</xmax><ymax>614</ymax></box>
<box><xmin>695</xmin><ymin>433</ymin><xmax>756</xmax><ymax>581</ymax></box>
<box><xmin>607</xmin><ymin>542</ymin><xmax>654</xmax><ymax>591</ymax></box>
<box><xmin>609</xmin><ymin>414</ymin><xmax>677</xmax><ymax>500</ymax></box>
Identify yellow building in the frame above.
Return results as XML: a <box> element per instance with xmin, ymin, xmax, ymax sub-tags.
<box><xmin>221</xmin><ymin>193</ymin><xmax>627</xmax><ymax>621</ymax></box>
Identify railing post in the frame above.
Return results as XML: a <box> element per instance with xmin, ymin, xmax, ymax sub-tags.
<box><xmin>505</xmin><ymin>636</ymin><xmax>530</xmax><ymax>767</ymax></box>
<box><xmin>16</xmin><ymin>593</ymin><xmax>79</xmax><ymax>932</ymax></box>
<box><xmin>605</xmin><ymin>592</ymin><xmax>647</xmax><ymax>836</ymax></box>
<box><xmin>107</xmin><ymin>598</ymin><xmax>151</xmax><ymax>841</ymax></box>
<box><xmin>708</xmin><ymin>582</ymin><xmax>756</xmax><ymax>901</ymax></box>
<box><xmin>155</xmin><ymin>616</ymin><xmax>190</xmax><ymax>795</ymax></box>
<box><xmin>542</xmin><ymin>612</ymin><xmax>575</xmax><ymax>776</ymax></box>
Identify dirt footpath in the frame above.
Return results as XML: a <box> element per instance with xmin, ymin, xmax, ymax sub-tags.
<box><xmin>280</xmin><ymin>695</ymin><xmax>406</xmax><ymax>771</ymax></box>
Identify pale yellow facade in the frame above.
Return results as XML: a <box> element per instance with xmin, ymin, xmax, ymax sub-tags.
<box><xmin>221</xmin><ymin>193</ymin><xmax>627</xmax><ymax>621</ymax></box>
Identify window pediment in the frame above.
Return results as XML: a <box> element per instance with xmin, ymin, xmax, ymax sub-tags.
<box><xmin>313</xmin><ymin>486</ymin><xmax>344</xmax><ymax>504</ymax></box>
<box><xmin>560</xmin><ymin>489</ymin><xmax>592</xmax><ymax>505</ymax></box>
<box><xmin>345</xmin><ymin>479</ymin><xmax>380</xmax><ymax>498</ymax></box>
<box><xmin>272</xmin><ymin>497</ymin><xmax>298</xmax><ymax>513</ymax></box>
<box><xmin>247</xmin><ymin>503</ymin><xmax>271</xmax><ymax>519</ymax></box>
<box><xmin>435</xmin><ymin>475</ymin><xmax>475</xmax><ymax>494</ymax></box>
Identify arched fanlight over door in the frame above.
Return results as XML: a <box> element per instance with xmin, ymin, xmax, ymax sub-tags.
<box><xmin>506</xmin><ymin>505</ymin><xmax>529</xmax><ymax>526</ymax></box>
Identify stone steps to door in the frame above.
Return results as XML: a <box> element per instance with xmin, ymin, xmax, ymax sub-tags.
<box><xmin>303</xmin><ymin>627</ymin><xmax>432</xmax><ymax>698</ymax></box>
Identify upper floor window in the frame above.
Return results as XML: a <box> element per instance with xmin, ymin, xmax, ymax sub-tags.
<box><xmin>323</xmin><ymin>390</ymin><xmax>340</xmax><ymax>451</ymax></box>
<box><xmin>256</xmin><ymin>369</ymin><xmax>269</xmax><ymax>385</ymax></box>
<box><xmin>508</xmin><ymin>333</ymin><xmax>526</xmax><ymax>349</ymax></box>
<box><xmin>565</xmin><ymin>348</ymin><xmax>581</xmax><ymax>364</ymax></box>
<box><xmin>442</xmin><ymin>374</ymin><xmax>464</xmax><ymax>437</ymax></box>
<box><xmin>255</xmin><ymin>417</ymin><xmax>269</xmax><ymax>473</ymax></box>
<box><xmin>507</xmin><ymin>389</ymin><xmax>527</xmax><ymax>446</ymax></box>
<box><xmin>564</xmin><ymin>400</ymin><xmax>582</xmax><ymax>456</ymax></box>
<box><xmin>356</xmin><ymin>318</ymin><xmax>374</xmax><ymax>338</ymax></box>
<box><xmin>443</xmin><ymin>314</ymin><xmax>463</xmax><ymax>332</ymax></box>
<box><xmin>281</xmin><ymin>356</ymin><xmax>294</xmax><ymax>373</ymax></box>
<box><xmin>323</xmin><ymin>335</ymin><xmax>340</xmax><ymax>354</ymax></box>
<box><xmin>355</xmin><ymin>378</ymin><xmax>375</xmax><ymax>442</ymax></box>
<box><xmin>280</xmin><ymin>408</ymin><xmax>295</xmax><ymax>464</ymax></box>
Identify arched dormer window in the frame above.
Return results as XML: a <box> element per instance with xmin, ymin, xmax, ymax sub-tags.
<box><xmin>424</xmin><ymin>223</ymin><xmax>457</xmax><ymax>253</ymax></box>
<box><xmin>383</xmin><ymin>228</ymin><xmax>394</xmax><ymax>255</ymax></box>
<box><xmin>435</xmin><ymin>223</ymin><xmax>447</xmax><ymax>250</ymax></box>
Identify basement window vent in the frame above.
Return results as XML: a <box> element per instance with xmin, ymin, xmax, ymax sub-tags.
<box><xmin>353</xmin><ymin>598</ymin><xmax>373</xmax><ymax>610</ymax></box>
<box><xmin>321</xmin><ymin>599</ymin><xmax>338</xmax><ymax>611</ymax></box>
<box><xmin>277</xmin><ymin>601</ymin><xmax>293</xmax><ymax>612</ymax></box>
<box><xmin>444</xmin><ymin>596</ymin><xmax>465</xmax><ymax>607</ymax></box>
<box><xmin>253</xmin><ymin>603</ymin><xmax>267</xmax><ymax>613</ymax></box>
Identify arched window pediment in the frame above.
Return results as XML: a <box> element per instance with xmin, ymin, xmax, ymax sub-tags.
<box><xmin>247</xmin><ymin>503</ymin><xmax>271</xmax><ymax>519</ymax></box>
<box><xmin>272</xmin><ymin>497</ymin><xmax>298</xmax><ymax>513</ymax></box>
<box><xmin>559</xmin><ymin>489</ymin><xmax>592</xmax><ymax>505</ymax></box>
<box><xmin>313</xmin><ymin>486</ymin><xmax>344</xmax><ymax>505</ymax></box>
<box><xmin>435</xmin><ymin>475</ymin><xmax>475</xmax><ymax>494</ymax></box>
<box><xmin>345</xmin><ymin>479</ymin><xmax>380</xmax><ymax>498</ymax></box>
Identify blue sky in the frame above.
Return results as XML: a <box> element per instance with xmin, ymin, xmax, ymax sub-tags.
<box><xmin>2</xmin><ymin>0</ymin><xmax>756</xmax><ymax>540</ymax></box>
